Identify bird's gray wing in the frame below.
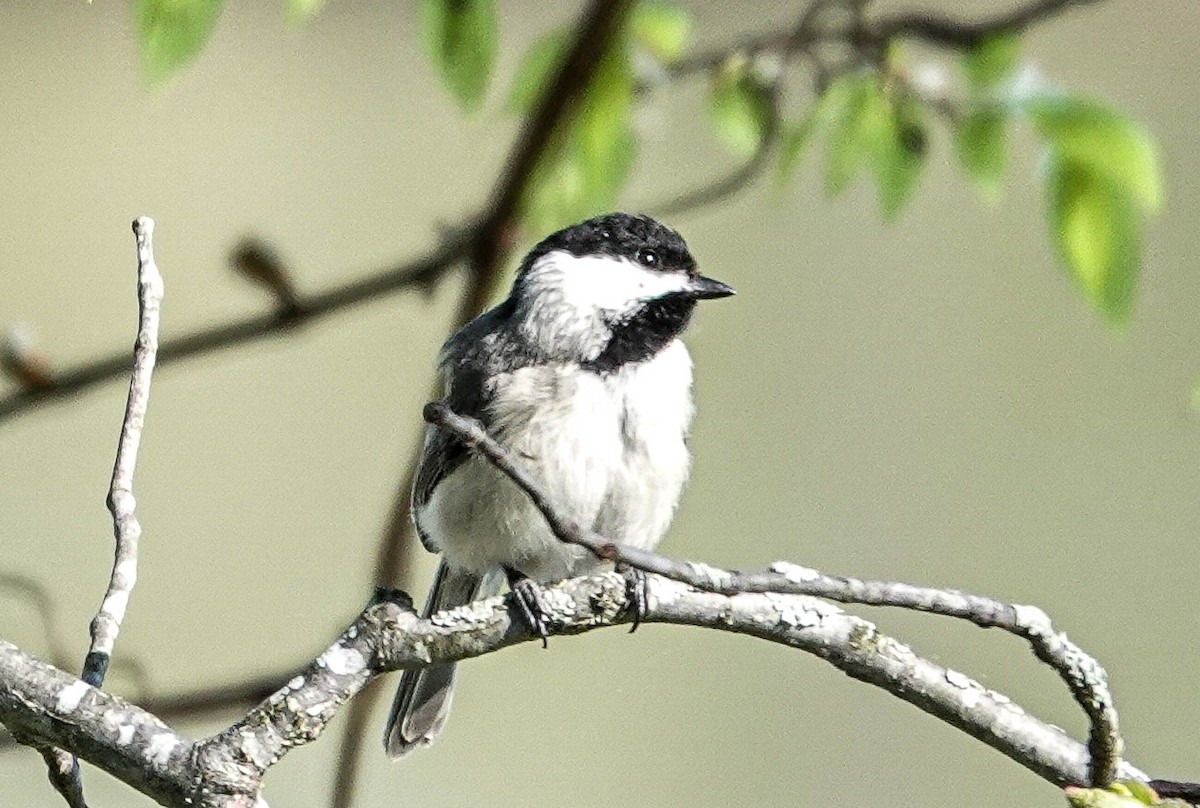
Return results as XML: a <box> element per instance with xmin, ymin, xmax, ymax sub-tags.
<box><xmin>411</xmin><ymin>363</ymin><xmax>489</xmax><ymax>552</ymax></box>
<box><xmin>412</xmin><ymin>307</ymin><xmax>529</xmax><ymax>552</ymax></box>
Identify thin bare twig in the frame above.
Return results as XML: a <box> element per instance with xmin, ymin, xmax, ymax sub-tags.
<box><xmin>422</xmin><ymin>402</ymin><xmax>1123</xmax><ymax>787</ymax></box>
<box><xmin>85</xmin><ymin>216</ymin><xmax>163</xmax><ymax>689</ymax></box>
<box><xmin>651</xmin><ymin>82</ymin><xmax>783</xmax><ymax>218</ymax></box>
<box><xmin>870</xmin><ymin>0</ymin><xmax>1105</xmax><ymax>48</ymax></box>
<box><xmin>38</xmin><ymin>218</ymin><xmax>164</xmax><ymax>808</ymax></box>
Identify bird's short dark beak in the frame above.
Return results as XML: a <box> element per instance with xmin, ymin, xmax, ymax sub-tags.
<box><xmin>688</xmin><ymin>276</ymin><xmax>736</xmax><ymax>300</ymax></box>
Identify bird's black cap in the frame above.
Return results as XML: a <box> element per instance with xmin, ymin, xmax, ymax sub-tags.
<box><xmin>522</xmin><ymin>212</ymin><xmax>698</xmax><ymax>276</ymax></box>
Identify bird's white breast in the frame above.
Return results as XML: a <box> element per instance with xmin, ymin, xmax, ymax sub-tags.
<box><xmin>421</xmin><ymin>340</ymin><xmax>694</xmax><ymax>581</ymax></box>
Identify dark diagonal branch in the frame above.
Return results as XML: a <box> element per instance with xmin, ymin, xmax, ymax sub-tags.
<box><xmin>870</xmin><ymin>0</ymin><xmax>1105</xmax><ymax>48</ymax></box>
<box><xmin>0</xmin><ymin>236</ymin><xmax>467</xmax><ymax>423</ymax></box>
<box><xmin>326</xmin><ymin>5</ymin><xmax>638</xmax><ymax>808</ymax></box>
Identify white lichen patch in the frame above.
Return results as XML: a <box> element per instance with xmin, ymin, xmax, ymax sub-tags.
<box><xmin>99</xmin><ymin>588</ymin><xmax>131</xmax><ymax>623</ymax></box>
<box><xmin>430</xmin><ymin>599</ymin><xmax>495</xmax><ymax>627</ymax></box>
<box><xmin>146</xmin><ymin>733</ymin><xmax>178</xmax><ymax>766</ymax></box>
<box><xmin>1013</xmin><ymin>603</ymin><xmax>1053</xmax><ymax>635</ymax></box>
<box><xmin>647</xmin><ymin>577</ymin><xmax>687</xmax><ymax>609</ymax></box>
<box><xmin>117</xmin><ymin>724</ymin><xmax>135</xmax><ymax>746</ymax></box>
<box><xmin>316</xmin><ymin>645</ymin><xmax>366</xmax><ymax>676</ymax></box>
<box><xmin>960</xmin><ymin>686</ymin><xmax>983</xmax><ymax>709</ymax></box>
<box><xmin>945</xmin><ymin>669</ymin><xmax>973</xmax><ymax>689</ymax></box>
<box><xmin>684</xmin><ymin>562</ymin><xmax>733</xmax><ymax>590</ymax></box>
<box><xmin>943</xmin><ymin>669</ymin><xmax>987</xmax><ymax>708</ymax></box>
<box><xmin>287</xmin><ymin>676</ymin><xmax>304</xmax><ymax>690</ymax></box>
<box><xmin>768</xmin><ymin>561</ymin><xmax>820</xmax><ymax>584</ymax></box>
<box><xmin>239</xmin><ymin>731</ymin><xmax>274</xmax><ymax>769</ymax></box>
<box><xmin>764</xmin><ymin>593</ymin><xmax>837</xmax><ymax>628</ymax></box>
<box><xmin>114</xmin><ymin>557</ymin><xmax>138</xmax><ymax>586</ymax></box>
<box><xmin>538</xmin><ymin>586</ymin><xmax>576</xmax><ymax>619</ymax></box>
<box><xmin>56</xmin><ymin>681</ymin><xmax>89</xmax><ymax>713</ymax></box>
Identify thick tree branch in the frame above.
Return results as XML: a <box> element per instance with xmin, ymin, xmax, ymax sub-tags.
<box><xmin>1</xmin><ymin>638</ymin><xmax>195</xmax><ymax>808</ymax></box>
<box><xmin>0</xmin><ymin>571</ymin><xmax>1151</xmax><ymax>808</ymax></box>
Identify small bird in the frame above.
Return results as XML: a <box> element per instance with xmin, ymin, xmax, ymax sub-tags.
<box><xmin>384</xmin><ymin>212</ymin><xmax>734</xmax><ymax>758</ymax></box>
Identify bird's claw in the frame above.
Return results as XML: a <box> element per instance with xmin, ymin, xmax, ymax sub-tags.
<box><xmin>505</xmin><ymin>568</ymin><xmax>550</xmax><ymax>648</ymax></box>
<box><xmin>618</xmin><ymin>563</ymin><xmax>649</xmax><ymax>633</ymax></box>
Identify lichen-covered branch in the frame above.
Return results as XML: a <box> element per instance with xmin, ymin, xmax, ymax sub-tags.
<box><xmin>0</xmin><ymin>570</ymin><xmax>1150</xmax><ymax>808</ymax></box>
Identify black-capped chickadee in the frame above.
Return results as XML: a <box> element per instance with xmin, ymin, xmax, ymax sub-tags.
<box><xmin>384</xmin><ymin>212</ymin><xmax>734</xmax><ymax>758</ymax></box>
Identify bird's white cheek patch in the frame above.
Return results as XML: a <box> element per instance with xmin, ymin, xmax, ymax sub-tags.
<box><xmin>532</xmin><ymin>251</ymin><xmax>690</xmax><ymax>314</ymax></box>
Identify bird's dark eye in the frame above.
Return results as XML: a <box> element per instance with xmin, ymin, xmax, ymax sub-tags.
<box><xmin>636</xmin><ymin>248</ymin><xmax>658</xmax><ymax>268</ymax></box>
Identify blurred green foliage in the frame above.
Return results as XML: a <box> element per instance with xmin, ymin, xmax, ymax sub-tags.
<box><xmin>128</xmin><ymin>0</ymin><xmax>1164</xmax><ymax>325</ymax></box>
<box><xmin>135</xmin><ymin>0</ymin><xmax>223</xmax><ymax>84</ymax></box>
<box><xmin>420</xmin><ymin>0</ymin><xmax>498</xmax><ymax>111</ymax></box>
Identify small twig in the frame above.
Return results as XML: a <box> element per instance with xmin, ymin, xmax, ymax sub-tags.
<box><xmin>85</xmin><ymin>216</ymin><xmax>163</xmax><ymax>689</ymax></box>
<box><xmin>229</xmin><ymin>238</ymin><xmax>303</xmax><ymax>321</ymax></box>
<box><xmin>870</xmin><ymin>0</ymin><xmax>1104</xmax><ymax>49</ymax></box>
<box><xmin>423</xmin><ymin>402</ymin><xmax>1123</xmax><ymax>787</ymax></box>
<box><xmin>0</xmin><ymin>235</ymin><xmax>468</xmax><ymax>424</ymax></box>
<box><xmin>41</xmin><ymin>748</ymin><xmax>87</xmax><ymax>808</ymax></box>
<box><xmin>1151</xmin><ymin>780</ymin><xmax>1200</xmax><ymax>806</ymax></box>
<box><xmin>651</xmin><ymin>83</ymin><xmax>782</xmax><ymax>218</ymax></box>
<box><xmin>45</xmin><ymin>217</ymin><xmax>164</xmax><ymax>808</ymax></box>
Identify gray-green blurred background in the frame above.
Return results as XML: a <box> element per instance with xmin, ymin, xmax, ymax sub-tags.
<box><xmin>2</xmin><ymin>2</ymin><xmax>1198</xmax><ymax>806</ymax></box>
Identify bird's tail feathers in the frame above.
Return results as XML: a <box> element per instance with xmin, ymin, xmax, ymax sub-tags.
<box><xmin>383</xmin><ymin>561</ymin><xmax>500</xmax><ymax>758</ymax></box>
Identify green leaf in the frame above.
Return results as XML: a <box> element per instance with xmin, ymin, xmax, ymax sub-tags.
<box><xmin>506</xmin><ymin>30</ymin><xmax>568</xmax><ymax>112</ymax></box>
<box><xmin>775</xmin><ymin>107</ymin><xmax>820</xmax><ymax>186</ymax></box>
<box><xmin>1046</xmin><ymin>153</ymin><xmax>1140</xmax><ymax>324</ymax></box>
<box><xmin>708</xmin><ymin>59</ymin><xmax>773</xmax><ymax>157</ymax></box>
<box><xmin>420</xmin><ymin>0</ymin><xmax>498</xmax><ymax>111</ymax></box>
<box><xmin>135</xmin><ymin>0</ymin><xmax>224</xmax><ymax>84</ymax></box>
<box><xmin>873</xmin><ymin>96</ymin><xmax>927</xmax><ymax>220</ymax></box>
<box><xmin>822</xmin><ymin>74</ymin><xmax>887</xmax><ymax>197</ymax></box>
<box><xmin>1026</xmin><ymin>96</ymin><xmax>1163</xmax><ymax>211</ymax></box>
<box><xmin>963</xmin><ymin>33</ymin><xmax>1021</xmax><ymax>94</ymax></box>
<box><xmin>630</xmin><ymin>1</ymin><xmax>690</xmax><ymax>64</ymax></box>
<box><xmin>955</xmin><ymin>106</ymin><xmax>1008</xmax><ymax>200</ymax></box>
